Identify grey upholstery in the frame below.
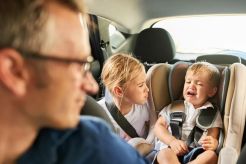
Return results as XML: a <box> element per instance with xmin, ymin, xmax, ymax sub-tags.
<box><xmin>237</xmin><ymin>144</ymin><xmax>246</xmax><ymax>164</ymax></box>
<box><xmin>196</xmin><ymin>54</ymin><xmax>241</xmax><ymax>65</ymax></box>
<box><xmin>133</xmin><ymin>28</ymin><xmax>175</xmax><ymax>67</ymax></box>
<box><xmin>81</xmin><ymin>95</ymin><xmax>115</xmax><ymax>132</ymax></box>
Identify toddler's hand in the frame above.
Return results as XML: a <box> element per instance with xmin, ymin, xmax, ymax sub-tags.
<box><xmin>169</xmin><ymin>139</ymin><xmax>189</xmax><ymax>156</ymax></box>
<box><xmin>199</xmin><ymin>135</ymin><xmax>218</xmax><ymax>151</ymax></box>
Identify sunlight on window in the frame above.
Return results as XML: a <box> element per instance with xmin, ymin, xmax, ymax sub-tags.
<box><xmin>108</xmin><ymin>24</ymin><xmax>126</xmax><ymax>49</ymax></box>
<box><xmin>153</xmin><ymin>15</ymin><xmax>246</xmax><ymax>54</ymax></box>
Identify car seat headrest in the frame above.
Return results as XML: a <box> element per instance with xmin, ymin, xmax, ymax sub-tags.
<box><xmin>168</xmin><ymin>62</ymin><xmax>230</xmax><ymax>114</ymax></box>
<box><xmin>133</xmin><ymin>28</ymin><xmax>175</xmax><ymax>64</ymax></box>
<box><xmin>196</xmin><ymin>54</ymin><xmax>241</xmax><ymax>65</ymax></box>
<box><xmin>169</xmin><ymin>62</ymin><xmax>191</xmax><ymax>101</ymax></box>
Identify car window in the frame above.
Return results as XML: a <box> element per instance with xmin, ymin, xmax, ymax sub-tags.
<box><xmin>153</xmin><ymin>15</ymin><xmax>246</xmax><ymax>60</ymax></box>
<box><xmin>109</xmin><ymin>24</ymin><xmax>126</xmax><ymax>50</ymax></box>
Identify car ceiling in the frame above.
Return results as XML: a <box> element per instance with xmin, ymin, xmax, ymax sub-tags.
<box><xmin>85</xmin><ymin>0</ymin><xmax>246</xmax><ymax>33</ymax></box>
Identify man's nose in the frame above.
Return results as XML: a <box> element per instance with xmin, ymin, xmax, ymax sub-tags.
<box><xmin>80</xmin><ymin>72</ymin><xmax>99</xmax><ymax>94</ymax></box>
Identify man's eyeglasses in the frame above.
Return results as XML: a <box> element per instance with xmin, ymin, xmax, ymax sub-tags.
<box><xmin>20</xmin><ymin>51</ymin><xmax>94</xmax><ymax>76</ymax></box>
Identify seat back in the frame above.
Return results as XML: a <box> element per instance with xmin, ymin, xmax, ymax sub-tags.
<box><xmin>218</xmin><ymin>63</ymin><xmax>246</xmax><ymax>164</ymax></box>
<box><xmin>146</xmin><ymin>63</ymin><xmax>171</xmax><ymax>115</ymax></box>
<box><xmin>133</xmin><ymin>28</ymin><xmax>175</xmax><ymax>70</ymax></box>
<box><xmin>81</xmin><ymin>96</ymin><xmax>115</xmax><ymax>132</ymax></box>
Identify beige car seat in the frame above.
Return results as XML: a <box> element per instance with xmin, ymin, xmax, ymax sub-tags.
<box><xmin>218</xmin><ymin>63</ymin><xmax>246</xmax><ymax>164</ymax></box>
<box><xmin>146</xmin><ymin>61</ymin><xmax>230</xmax><ymax>155</ymax></box>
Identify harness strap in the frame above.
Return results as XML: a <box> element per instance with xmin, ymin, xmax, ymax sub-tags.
<box><xmin>187</xmin><ymin>126</ymin><xmax>204</xmax><ymax>147</ymax></box>
<box><xmin>168</xmin><ymin>100</ymin><xmax>186</xmax><ymax>140</ymax></box>
<box><xmin>105</xmin><ymin>101</ymin><xmax>139</xmax><ymax>138</ymax></box>
<box><xmin>168</xmin><ymin>100</ymin><xmax>219</xmax><ymax>147</ymax></box>
<box><xmin>189</xmin><ymin>106</ymin><xmax>219</xmax><ymax>147</ymax></box>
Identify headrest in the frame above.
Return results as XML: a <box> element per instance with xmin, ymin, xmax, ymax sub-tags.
<box><xmin>196</xmin><ymin>54</ymin><xmax>241</xmax><ymax>65</ymax></box>
<box><xmin>168</xmin><ymin>62</ymin><xmax>230</xmax><ymax>114</ymax></box>
<box><xmin>133</xmin><ymin>28</ymin><xmax>175</xmax><ymax>63</ymax></box>
<box><xmin>169</xmin><ymin>62</ymin><xmax>191</xmax><ymax>101</ymax></box>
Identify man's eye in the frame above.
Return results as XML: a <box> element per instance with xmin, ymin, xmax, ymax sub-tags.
<box><xmin>185</xmin><ymin>81</ymin><xmax>191</xmax><ymax>84</ymax></box>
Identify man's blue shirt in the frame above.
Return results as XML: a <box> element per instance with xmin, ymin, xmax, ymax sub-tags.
<box><xmin>18</xmin><ymin>116</ymin><xmax>149</xmax><ymax>164</ymax></box>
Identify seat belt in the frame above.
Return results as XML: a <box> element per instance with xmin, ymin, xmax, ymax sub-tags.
<box><xmin>105</xmin><ymin>101</ymin><xmax>139</xmax><ymax>138</ymax></box>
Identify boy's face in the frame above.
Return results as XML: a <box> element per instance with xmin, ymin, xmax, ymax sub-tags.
<box><xmin>122</xmin><ymin>69</ymin><xmax>149</xmax><ymax>105</ymax></box>
<box><xmin>183</xmin><ymin>70</ymin><xmax>217</xmax><ymax>108</ymax></box>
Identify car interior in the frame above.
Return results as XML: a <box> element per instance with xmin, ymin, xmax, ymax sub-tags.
<box><xmin>81</xmin><ymin>0</ymin><xmax>246</xmax><ymax>163</ymax></box>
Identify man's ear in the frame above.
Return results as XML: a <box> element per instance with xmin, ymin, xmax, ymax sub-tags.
<box><xmin>112</xmin><ymin>86</ymin><xmax>123</xmax><ymax>97</ymax></box>
<box><xmin>0</xmin><ymin>49</ymin><xmax>29</xmax><ymax>97</ymax></box>
<box><xmin>208</xmin><ymin>87</ymin><xmax>217</xmax><ymax>97</ymax></box>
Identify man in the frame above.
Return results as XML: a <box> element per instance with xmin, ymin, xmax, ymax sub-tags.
<box><xmin>0</xmin><ymin>0</ymin><xmax>149</xmax><ymax>163</ymax></box>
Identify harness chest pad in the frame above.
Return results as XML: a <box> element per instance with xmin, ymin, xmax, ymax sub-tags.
<box><xmin>196</xmin><ymin>107</ymin><xmax>218</xmax><ymax>130</ymax></box>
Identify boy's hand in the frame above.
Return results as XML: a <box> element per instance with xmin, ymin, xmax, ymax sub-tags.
<box><xmin>199</xmin><ymin>135</ymin><xmax>218</xmax><ymax>151</ymax></box>
<box><xmin>169</xmin><ymin>139</ymin><xmax>189</xmax><ymax>156</ymax></box>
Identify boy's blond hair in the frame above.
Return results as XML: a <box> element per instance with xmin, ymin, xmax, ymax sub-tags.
<box><xmin>101</xmin><ymin>53</ymin><xmax>145</xmax><ymax>93</ymax></box>
<box><xmin>187</xmin><ymin>62</ymin><xmax>220</xmax><ymax>87</ymax></box>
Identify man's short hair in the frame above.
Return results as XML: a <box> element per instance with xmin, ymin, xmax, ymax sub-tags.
<box><xmin>0</xmin><ymin>0</ymin><xmax>86</xmax><ymax>53</ymax></box>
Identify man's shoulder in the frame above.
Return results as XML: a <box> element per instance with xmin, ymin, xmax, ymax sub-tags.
<box><xmin>63</xmin><ymin>116</ymin><xmax>149</xmax><ymax>164</ymax></box>
<box><xmin>46</xmin><ymin>116</ymin><xmax>112</xmax><ymax>144</ymax></box>
<box><xmin>61</xmin><ymin>116</ymin><xmax>114</xmax><ymax>148</ymax></box>
<box><xmin>18</xmin><ymin>116</ymin><xmax>112</xmax><ymax>163</ymax></box>
<box><xmin>79</xmin><ymin>115</ymin><xmax>112</xmax><ymax>132</ymax></box>
<box><xmin>19</xmin><ymin>116</ymin><xmax>149</xmax><ymax>164</ymax></box>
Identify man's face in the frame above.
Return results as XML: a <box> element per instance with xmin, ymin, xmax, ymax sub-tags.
<box><xmin>26</xmin><ymin>2</ymin><xmax>98</xmax><ymax>129</ymax></box>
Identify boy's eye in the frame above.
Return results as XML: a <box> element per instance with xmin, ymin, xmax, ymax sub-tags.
<box><xmin>197</xmin><ymin>83</ymin><xmax>203</xmax><ymax>86</ymax></box>
<box><xmin>185</xmin><ymin>80</ymin><xmax>191</xmax><ymax>84</ymax></box>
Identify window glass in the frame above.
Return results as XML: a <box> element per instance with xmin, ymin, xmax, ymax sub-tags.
<box><xmin>153</xmin><ymin>15</ymin><xmax>246</xmax><ymax>59</ymax></box>
<box><xmin>108</xmin><ymin>24</ymin><xmax>126</xmax><ymax>49</ymax></box>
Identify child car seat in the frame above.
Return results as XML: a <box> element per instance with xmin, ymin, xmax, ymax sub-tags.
<box><xmin>146</xmin><ymin>61</ymin><xmax>230</xmax><ymax>153</ymax></box>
